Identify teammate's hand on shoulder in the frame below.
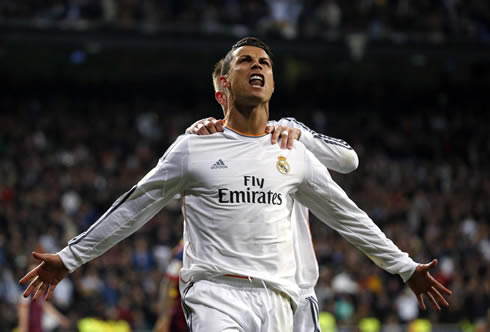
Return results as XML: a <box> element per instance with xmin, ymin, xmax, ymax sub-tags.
<box><xmin>267</xmin><ymin>125</ymin><xmax>301</xmax><ymax>150</ymax></box>
<box><xmin>186</xmin><ymin>117</ymin><xmax>224</xmax><ymax>135</ymax></box>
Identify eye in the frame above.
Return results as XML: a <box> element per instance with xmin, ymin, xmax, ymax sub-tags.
<box><xmin>260</xmin><ymin>59</ymin><xmax>271</xmax><ymax>67</ymax></box>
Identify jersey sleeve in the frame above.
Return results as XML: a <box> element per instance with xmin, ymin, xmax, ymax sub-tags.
<box><xmin>276</xmin><ymin>117</ymin><xmax>358</xmax><ymax>174</ymax></box>
<box><xmin>58</xmin><ymin>135</ymin><xmax>191</xmax><ymax>272</ymax></box>
<box><xmin>295</xmin><ymin>149</ymin><xmax>417</xmax><ymax>282</ymax></box>
<box><xmin>267</xmin><ymin>120</ymin><xmax>278</xmax><ymax>127</ymax></box>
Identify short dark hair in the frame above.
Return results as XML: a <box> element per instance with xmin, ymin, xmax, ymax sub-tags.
<box><xmin>212</xmin><ymin>59</ymin><xmax>224</xmax><ymax>92</ymax></box>
<box><xmin>221</xmin><ymin>37</ymin><xmax>273</xmax><ymax>76</ymax></box>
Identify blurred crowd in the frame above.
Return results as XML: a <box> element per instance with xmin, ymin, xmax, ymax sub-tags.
<box><xmin>0</xmin><ymin>88</ymin><xmax>488</xmax><ymax>331</ymax></box>
<box><xmin>1</xmin><ymin>0</ymin><xmax>490</xmax><ymax>42</ymax></box>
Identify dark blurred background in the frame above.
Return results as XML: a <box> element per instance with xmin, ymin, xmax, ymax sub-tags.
<box><xmin>1</xmin><ymin>1</ymin><xmax>489</xmax><ymax>332</ymax></box>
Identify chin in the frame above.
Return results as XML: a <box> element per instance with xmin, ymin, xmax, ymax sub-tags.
<box><xmin>247</xmin><ymin>94</ymin><xmax>268</xmax><ymax>105</ymax></box>
<box><xmin>235</xmin><ymin>96</ymin><xmax>265</xmax><ymax>111</ymax></box>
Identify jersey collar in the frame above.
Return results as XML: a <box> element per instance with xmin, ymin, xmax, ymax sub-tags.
<box><xmin>224</xmin><ymin>125</ymin><xmax>267</xmax><ymax>138</ymax></box>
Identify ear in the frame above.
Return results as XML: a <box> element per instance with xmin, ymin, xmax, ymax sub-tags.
<box><xmin>215</xmin><ymin>91</ymin><xmax>226</xmax><ymax>106</ymax></box>
<box><xmin>219</xmin><ymin>76</ymin><xmax>230</xmax><ymax>89</ymax></box>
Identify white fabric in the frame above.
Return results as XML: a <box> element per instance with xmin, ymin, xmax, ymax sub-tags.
<box><xmin>58</xmin><ymin>125</ymin><xmax>417</xmax><ymax>315</ymax></box>
<box><xmin>182</xmin><ymin>278</ymin><xmax>293</xmax><ymax>332</ymax></box>
<box><xmin>295</xmin><ymin>147</ymin><xmax>417</xmax><ymax>283</ymax></box>
<box><xmin>294</xmin><ymin>287</ymin><xmax>321</xmax><ymax>332</ymax></box>
<box><xmin>270</xmin><ymin>117</ymin><xmax>359</xmax><ymax>174</ymax></box>
<box><xmin>270</xmin><ymin>117</ymin><xmax>358</xmax><ymax>289</ymax></box>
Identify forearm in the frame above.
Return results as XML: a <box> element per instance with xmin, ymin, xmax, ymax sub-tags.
<box><xmin>306</xmin><ymin>193</ymin><xmax>417</xmax><ymax>281</ymax></box>
<box><xmin>58</xmin><ymin>187</ymin><xmax>167</xmax><ymax>272</ymax></box>
<box><xmin>297</xmin><ymin>151</ymin><xmax>417</xmax><ymax>282</ymax></box>
<box><xmin>59</xmin><ymin>136</ymin><xmax>189</xmax><ymax>272</ymax></box>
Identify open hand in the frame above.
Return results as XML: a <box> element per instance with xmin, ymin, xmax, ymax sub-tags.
<box><xmin>407</xmin><ymin>259</ymin><xmax>452</xmax><ymax>311</ymax></box>
<box><xmin>266</xmin><ymin>125</ymin><xmax>301</xmax><ymax>149</ymax></box>
<box><xmin>19</xmin><ymin>252</ymin><xmax>69</xmax><ymax>301</ymax></box>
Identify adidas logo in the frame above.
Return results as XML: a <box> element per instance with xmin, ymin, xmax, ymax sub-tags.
<box><xmin>211</xmin><ymin>159</ymin><xmax>228</xmax><ymax>169</ymax></box>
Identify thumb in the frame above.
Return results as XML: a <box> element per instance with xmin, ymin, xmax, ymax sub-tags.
<box><xmin>32</xmin><ymin>251</ymin><xmax>47</xmax><ymax>261</ymax></box>
<box><xmin>428</xmin><ymin>259</ymin><xmax>438</xmax><ymax>268</ymax></box>
<box><xmin>420</xmin><ymin>259</ymin><xmax>438</xmax><ymax>271</ymax></box>
<box><xmin>265</xmin><ymin>125</ymin><xmax>273</xmax><ymax>134</ymax></box>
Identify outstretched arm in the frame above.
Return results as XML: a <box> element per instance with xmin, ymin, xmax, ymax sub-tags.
<box><xmin>295</xmin><ymin>149</ymin><xmax>451</xmax><ymax>311</ymax></box>
<box><xmin>19</xmin><ymin>135</ymin><xmax>190</xmax><ymax>300</ymax></box>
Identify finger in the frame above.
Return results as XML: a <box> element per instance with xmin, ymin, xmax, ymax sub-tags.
<box><xmin>271</xmin><ymin>127</ymin><xmax>281</xmax><ymax>144</ymax></box>
<box><xmin>45</xmin><ymin>284</ymin><xmax>56</xmax><ymax>301</ymax></box>
<box><xmin>32</xmin><ymin>251</ymin><xmax>46</xmax><ymax>261</ymax></box>
<box><xmin>432</xmin><ymin>279</ymin><xmax>452</xmax><ymax>295</ymax></box>
<box><xmin>287</xmin><ymin>130</ymin><xmax>295</xmax><ymax>149</ymax></box>
<box><xmin>424</xmin><ymin>259</ymin><xmax>438</xmax><ymax>270</ymax></box>
<box><xmin>280</xmin><ymin>130</ymin><xmax>289</xmax><ymax>149</ymax></box>
<box><xmin>205</xmin><ymin>121</ymin><xmax>217</xmax><ymax>134</ymax></box>
<box><xmin>24</xmin><ymin>275</ymin><xmax>41</xmax><ymax>298</ymax></box>
<box><xmin>426</xmin><ymin>271</ymin><xmax>453</xmax><ymax>296</ymax></box>
<box><xmin>215</xmin><ymin>120</ymin><xmax>224</xmax><ymax>132</ymax></box>
<box><xmin>417</xmin><ymin>259</ymin><xmax>437</xmax><ymax>273</ymax></box>
<box><xmin>19</xmin><ymin>262</ymin><xmax>44</xmax><ymax>285</ymax></box>
<box><xmin>293</xmin><ymin>128</ymin><xmax>301</xmax><ymax>140</ymax></box>
<box><xmin>33</xmin><ymin>281</ymin><xmax>48</xmax><ymax>301</ymax></box>
<box><xmin>416</xmin><ymin>294</ymin><xmax>426</xmax><ymax>311</ymax></box>
<box><xmin>430</xmin><ymin>286</ymin><xmax>449</xmax><ymax>307</ymax></box>
<box><xmin>189</xmin><ymin>122</ymin><xmax>201</xmax><ymax>134</ymax></box>
<box><xmin>197</xmin><ymin>124</ymin><xmax>211</xmax><ymax>135</ymax></box>
<box><xmin>426</xmin><ymin>291</ymin><xmax>441</xmax><ymax>311</ymax></box>
<box><xmin>265</xmin><ymin>125</ymin><xmax>273</xmax><ymax>134</ymax></box>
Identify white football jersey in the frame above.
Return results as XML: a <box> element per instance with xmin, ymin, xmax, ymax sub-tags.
<box><xmin>270</xmin><ymin>118</ymin><xmax>359</xmax><ymax>289</ymax></box>
<box><xmin>58</xmin><ymin>125</ymin><xmax>417</xmax><ymax>307</ymax></box>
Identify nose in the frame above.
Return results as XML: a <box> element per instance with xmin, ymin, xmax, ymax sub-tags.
<box><xmin>251</xmin><ymin>60</ymin><xmax>262</xmax><ymax>71</ymax></box>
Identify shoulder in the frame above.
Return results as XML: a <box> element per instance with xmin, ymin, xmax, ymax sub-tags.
<box><xmin>275</xmin><ymin>117</ymin><xmax>307</xmax><ymax>130</ymax></box>
<box><xmin>157</xmin><ymin>134</ymin><xmax>194</xmax><ymax>163</ymax></box>
<box><xmin>165</xmin><ymin>134</ymin><xmax>191</xmax><ymax>152</ymax></box>
<box><xmin>167</xmin><ymin>132</ymin><xmax>227</xmax><ymax>148</ymax></box>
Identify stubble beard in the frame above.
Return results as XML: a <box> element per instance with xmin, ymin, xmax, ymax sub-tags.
<box><xmin>230</xmin><ymin>85</ymin><xmax>268</xmax><ymax>116</ymax></box>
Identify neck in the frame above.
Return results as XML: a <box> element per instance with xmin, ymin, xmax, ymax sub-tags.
<box><xmin>224</xmin><ymin>102</ymin><xmax>269</xmax><ymax>135</ymax></box>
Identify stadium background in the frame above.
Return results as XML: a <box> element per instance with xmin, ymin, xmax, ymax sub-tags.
<box><xmin>1</xmin><ymin>1</ymin><xmax>489</xmax><ymax>331</ymax></box>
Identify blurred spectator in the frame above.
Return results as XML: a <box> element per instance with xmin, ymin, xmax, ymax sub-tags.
<box><xmin>132</xmin><ymin>236</ymin><xmax>155</xmax><ymax>272</ymax></box>
<box><xmin>1</xmin><ymin>1</ymin><xmax>489</xmax><ymax>42</ymax></box>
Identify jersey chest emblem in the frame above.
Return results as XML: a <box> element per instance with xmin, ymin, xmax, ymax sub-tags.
<box><xmin>276</xmin><ymin>156</ymin><xmax>290</xmax><ymax>175</ymax></box>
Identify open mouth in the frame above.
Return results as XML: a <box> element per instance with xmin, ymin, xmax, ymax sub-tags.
<box><xmin>249</xmin><ymin>73</ymin><xmax>264</xmax><ymax>87</ymax></box>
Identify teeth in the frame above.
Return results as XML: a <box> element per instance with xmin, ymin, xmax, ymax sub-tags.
<box><xmin>250</xmin><ymin>75</ymin><xmax>263</xmax><ymax>81</ymax></box>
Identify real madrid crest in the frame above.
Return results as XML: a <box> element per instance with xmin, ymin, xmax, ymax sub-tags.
<box><xmin>276</xmin><ymin>156</ymin><xmax>290</xmax><ymax>175</ymax></box>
